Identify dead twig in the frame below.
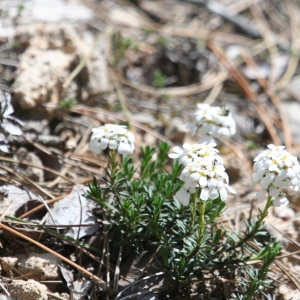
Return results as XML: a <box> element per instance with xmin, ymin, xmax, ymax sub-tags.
<box><xmin>189</xmin><ymin>0</ymin><xmax>261</xmax><ymax>39</ymax></box>
<box><xmin>207</xmin><ymin>40</ymin><xmax>281</xmax><ymax>146</ymax></box>
<box><xmin>0</xmin><ymin>165</ymin><xmax>55</xmax><ymax>199</ymax></box>
<box><xmin>117</xmin><ymin>70</ymin><xmax>228</xmax><ymax>97</ymax></box>
<box><xmin>71</xmin><ymin>104</ymin><xmax>172</xmax><ymax>144</ymax></box>
<box><xmin>276</xmin><ymin>2</ymin><xmax>300</xmax><ymax>89</ymax></box>
<box><xmin>0</xmin><ymin>155</ymin><xmax>76</xmax><ymax>185</ymax></box>
<box><xmin>220</xmin><ymin>139</ymin><xmax>253</xmax><ymax>175</ymax></box>
<box><xmin>0</xmin><ymin>222</ymin><xmax>116</xmax><ymax>296</ymax></box>
<box><xmin>241</xmin><ymin>50</ymin><xmax>292</xmax><ymax>151</ymax></box>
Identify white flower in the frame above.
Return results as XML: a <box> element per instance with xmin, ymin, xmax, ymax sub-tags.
<box><xmin>168</xmin><ymin>142</ymin><xmax>220</xmax><ymax>168</ymax></box>
<box><xmin>273</xmin><ymin>191</ymin><xmax>289</xmax><ymax>207</ymax></box>
<box><xmin>170</xmin><ymin>142</ymin><xmax>236</xmax><ymax>205</ymax></box>
<box><xmin>252</xmin><ymin>144</ymin><xmax>300</xmax><ymax>207</ymax></box>
<box><xmin>89</xmin><ymin>124</ymin><xmax>135</xmax><ymax>155</ymax></box>
<box><xmin>175</xmin><ymin>189</ymin><xmax>192</xmax><ymax>206</ymax></box>
<box><xmin>187</xmin><ymin>104</ymin><xmax>236</xmax><ymax>138</ymax></box>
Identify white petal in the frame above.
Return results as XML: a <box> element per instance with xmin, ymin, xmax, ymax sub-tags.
<box><xmin>175</xmin><ymin>189</ymin><xmax>190</xmax><ymax>206</ymax></box>
<box><xmin>256</xmin><ymin>189</ymin><xmax>267</xmax><ymax>201</ymax></box>
<box><xmin>267</xmin><ymin>144</ymin><xmax>276</xmax><ymax>150</ymax></box>
<box><xmin>88</xmin><ymin>141</ymin><xmax>102</xmax><ymax>154</ymax></box>
<box><xmin>219</xmin><ymin>188</ymin><xmax>228</xmax><ymax>200</ymax></box>
<box><xmin>260</xmin><ymin>173</ymin><xmax>275</xmax><ymax>189</ymax></box>
<box><xmin>198</xmin><ymin>136</ymin><xmax>216</xmax><ymax>146</ymax></box>
<box><xmin>291</xmin><ymin>185</ymin><xmax>300</xmax><ymax>194</ymax></box>
<box><xmin>291</xmin><ymin>177</ymin><xmax>299</xmax><ymax>186</ymax></box>
<box><xmin>108</xmin><ymin>140</ymin><xmax>118</xmax><ymax>149</ymax></box>
<box><xmin>99</xmin><ymin>138</ymin><xmax>109</xmax><ymax>150</ymax></box>
<box><xmin>200</xmin><ymin>188</ymin><xmax>209</xmax><ymax>200</ymax></box>
<box><xmin>287</xmin><ymin>168</ymin><xmax>296</xmax><ymax>178</ymax></box>
<box><xmin>226</xmin><ymin>184</ymin><xmax>236</xmax><ymax>194</ymax></box>
<box><xmin>169</xmin><ymin>153</ymin><xmax>181</xmax><ymax>159</ymax></box>
<box><xmin>183</xmin><ymin>143</ymin><xmax>191</xmax><ymax>150</ymax></box>
<box><xmin>190</xmin><ymin>173</ymin><xmax>200</xmax><ymax>181</ymax></box>
<box><xmin>118</xmin><ymin>142</ymin><xmax>132</xmax><ymax>155</ymax></box>
<box><xmin>209</xmin><ymin>188</ymin><xmax>219</xmax><ymax>200</ymax></box>
<box><xmin>273</xmin><ymin>196</ymin><xmax>289</xmax><ymax>207</ymax></box>
<box><xmin>252</xmin><ymin>171</ymin><xmax>264</xmax><ymax>183</ymax></box>
<box><xmin>273</xmin><ymin>177</ymin><xmax>283</xmax><ymax>188</ymax></box>
<box><xmin>278</xmin><ymin>169</ymin><xmax>288</xmax><ymax>179</ymax></box>
<box><xmin>197</xmin><ymin>103</ymin><xmax>210</xmax><ymax>110</ymax></box>
<box><xmin>126</xmin><ymin>132</ymin><xmax>135</xmax><ymax>142</ymax></box>
<box><xmin>269</xmin><ymin>187</ymin><xmax>280</xmax><ymax>197</ymax></box>
<box><xmin>268</xmin><ymin>164</ymin><xmax>279</xmax><ymax>172</ymax></box>
<box><xmin>208</xmin><ymin>178</ymin><xmax>217</xmax><ymax>188</ymax></box>
<box><xmin>199</xmin><ymin>176</ymin><xmax>207</xmax><ymax>187</ymax></box>
<box><xmin>173</xmin><ymin>146</ymin><xmax>183</xmax><ymax>154</ymax></box>
<box><xmin>253</xmin><ymin>160</ymin><xmax>264</xmax><ymax>172</ymax></box>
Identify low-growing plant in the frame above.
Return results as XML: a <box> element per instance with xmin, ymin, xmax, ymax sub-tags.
<box><xmin>58</xmin><ymin>97</ymin><xmax>77</xmax><ymax>110</ymax></box>
<box><xmin>111</xmin><ymin>32</ymin><xmax>139</xmax><ymax>65</ymax></box>
<box><xmin>85</xmin><ymin>106</ymin><xmax>299</xmax><ymax>298</ymax></box>
<box><xmin>153</xmin><ymin>69</ymin><xmax>167</xmax><ymax>89</ymax></box>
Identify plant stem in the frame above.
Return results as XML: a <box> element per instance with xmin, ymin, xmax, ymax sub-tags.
<box><xmin>108</xmin><ymin>150</ymin><xmax>118</xmax><ymax>185</ymax></box>
<box><xmin>198</xmin><ymin>199</ymin><xmax>205</xmax><ymax>243</ymax></box>
<box><xmin>213</xmin><ymin>196</ymin><xmax>273</xmax><ymax>258</ymax></box>
<box><xmin>186</xmin><ymin>191</ymin><xmax>204</xmax><ymax>260</ymax></box>
<box><xmin>253</xmin><ymin>195</ymin><xmax>273</xmax><ymax>232</ymax></box>
<box><xmin>190</xmin><ymin>192</ymin><xmax>197</xmax><ymax>229</ymax></box>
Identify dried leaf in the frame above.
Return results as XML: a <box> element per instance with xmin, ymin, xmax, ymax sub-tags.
<box><xmin>45</xmin><ymin>184</ymin><xmax>99</xmax><ymax>239</ymax></box>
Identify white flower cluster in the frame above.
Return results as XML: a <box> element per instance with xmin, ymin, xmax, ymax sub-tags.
<box><xmin>188</xmin><ymin>104</ymin><xmax>236</xmax><ymax>138</ymax></box>
<box><xmin>252</xmin><ymin>144</ymin><xmax>300</xmax><ymax>207</ymax></box>
<box><xmin>169</xmin><ymin>142</ymin><xmax>236</xmax><ymax>205</ymax></box>
<box><xmin>89</xmin><ymin>124</ymin><xmax>134</xmax><ymax>156</ymax></box>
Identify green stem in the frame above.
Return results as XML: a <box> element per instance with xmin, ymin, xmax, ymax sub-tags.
<box><xmin>108</xmin><ymin>150</ymin><xmax>118</xmax><ymax>185</ymax></box>
<box><xmin>190</xmin><ymin>192</ymin><xmax>198</xmax><ymax>229</ymax></box>
<box><xmin>186</xmin><ymin>193</ymin><xmax>205</xmax><ymax>261</ymax></box>
<box><xmin>254</xmin><ymin>195</ymin><xmax>273</xmax><ymax>232</ymax></box>
<box><xmin>213</xmin><ymin>196</ymin><xmax>273</xmax><ymax>258</ymax></box>
<box><xmin>198</xmin><ymin>199</ymin><xmax>206</xmax><ymax>243</ymax></box>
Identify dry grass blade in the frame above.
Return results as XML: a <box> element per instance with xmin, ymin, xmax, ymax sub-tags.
<box><xmin>249</xmin><ymin>1</ymin><xmax>278</xmax><ymax>56</ymax></box>
<box><xmin>0</xmin><ymin>222</ymin><xmax>116</xmax><ymax>296</ymax></box>
<box><xmin>241</xmin><ymin>50</ymin><xmax>292</xmax><ymax>151</ymax></box>
<box><xmin>268</xmin><ymin>223</ymin><xmax>300</xmax><ymax>290</ymax></box>
<box><xmin>17</xmin><ymin>194</ymin><xmax>67</xmax><ymax>219</ymax></box>
<box><xmin>71</xmin><ymin>104</ymin><xmax>172</xmax><ymax>144</ymax></box>
<box><xmin>221</xmin><ymin>139</ymin><xmax>253</xmax><ymax>175</ymax></box>
<box><xmin>207</xmin><ymin>40</ymin><xmax>281</xmax><ymax>146</ymax></box>
<box><xmin>117</xmin><ymin>70</ymin><xmax>228</xmax><ymax>96</ymax></box>
<box><xmin>86</xmin><ymin>0</ymin><xmax>257</xmax><ymax>45</ymax></box>
<box><xmin>203</xmin><ymin>83</ymin><xmax>223</xmax><ymax>105</ymax></box>
<box><xmin>108</xmin><ymin>67</ymin><xmax>139</xmax><ymax>147</ymax></box>
<box><xmin>275</xmin><ymin>260</ymin><xmax>300</xmax><ymax>291</ymax></box>
<box><xmin>0</xmin><ymin>155</ymin><xmax>76</xmax><ymax>184</ymax></box>
<box><xmin>276</xmin><ymin>2</ymin><xmax>300</xmax><ymax>89</ymax></box>
<box><xmin>62</xmin><ymin>29</ymin><xmax>108</xmax><ymax>89</ymax></box>
<box><xmin>0</xmin><ymin>165</ymin><xmax>55</xmax><ymax>199</ymax></box>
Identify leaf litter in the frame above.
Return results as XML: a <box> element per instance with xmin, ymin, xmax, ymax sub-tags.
<box><xmin>0</xmin><ymin>0</ymin><xmax>300</xmax><ymax>299</ymax></box>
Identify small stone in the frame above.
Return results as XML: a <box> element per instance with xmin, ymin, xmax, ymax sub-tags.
<box><xmin>16</xmin><ymin>252</ymin><xmax>59</xmax><ymax>281</ymax></box>
<box><xmin>1</xmin><ymin>257</ymin><xmax>18</xmax><ymax>275</ymax></box>
<box><xmin>8</xmin><ymin>279</ymin><xmax>48</xmax><ymax>300</ymax></box>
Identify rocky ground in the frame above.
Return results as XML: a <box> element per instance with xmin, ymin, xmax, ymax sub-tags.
<box><xmin>0</xmin><ymin>0</ymin><xmax>300</xmax><ymax>299</ymax></box>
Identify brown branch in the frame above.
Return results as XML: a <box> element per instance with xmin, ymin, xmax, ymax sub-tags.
<box><xmin>207</xmin><ymin>40</ymin><xmax>281</xmax><ymax>146</ymax></box>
